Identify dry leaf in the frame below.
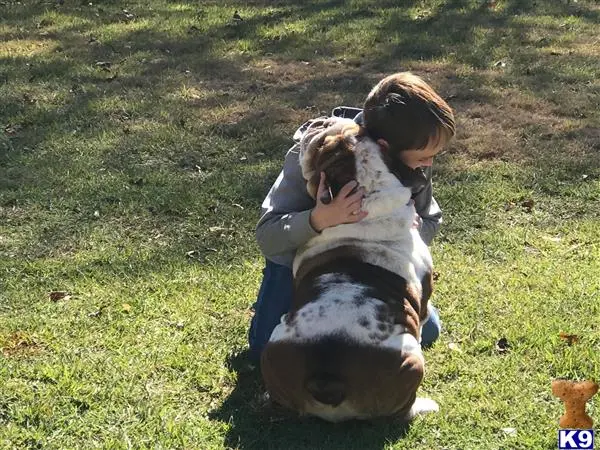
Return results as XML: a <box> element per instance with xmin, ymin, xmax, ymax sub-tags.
<box><xmin>524</xmin><ymin>243</ymin><xmax>541</xmax><ymax>255</ymax></box>
<box><xmin>2</xmin><ymin>332</ymin><xmax>43</xmax><ymax>357</ymax></box>
<box><xmin>95</xmin><ymin>61</ymin><xmax>112</xmax><ymax>70</ymax></box>
<box><xmin>88</xmin><ymin>305</ymin><xmax>106</xmax><ymax>318</ymax></box>
<box><xmin>521</xmin><ymin>199</ymin><xmax>534</xmax><ymax>212</ymax></box>
<box><xmin>122</xmin><ymin>303</ymin><xmax>132</xmax><ymax>312</ymax></box>
<box><xmin>4</xmin><ymin>124</ymin><xmax>22</xmax><ymax>135</ymax></box>
<box><xmin>169</xmin><ymin>321</ymin><xmax>184</xmax><ymax>330</ymax></box>
<box><xmin>49</xmin><ymin>291</ymin><xmax>72</xmax><ymax>302</ymax></box>
<box><xmin>23</xmin><ymin>93</ymin><xmax>36</xmax><ymax>104</ymax></box>
<box><xmin>122</xmin><ymin>9</ymin><xmax>135</xmax><ymax>21</ymax></box>
<box><xmin>496</xmin><ymin>337</ymin><xmax>510</xmax><ymax>353</ymax></box>
<box><xmin>542</xmin><ymin>235</ymin><xmax>562</xmax><ymax>243</ymax></box>
<box><xmin>559</xmin><ymin>332</ymin><xmax>579</xmax><ymax>345</ymax></box>
<box><xmin>448</xmin><ymin>342</ymin><xmax>462</xmax><ymax>352</ymax></box>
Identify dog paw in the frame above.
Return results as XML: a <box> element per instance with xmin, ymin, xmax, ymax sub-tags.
<box><xmin>405</xmin><ymin>397</ymin><xmax>439</xmax><ymax>420</ymax></box>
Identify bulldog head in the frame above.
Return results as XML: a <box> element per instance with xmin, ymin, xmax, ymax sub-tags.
<box><xmin>298</xmin><ymin>119</ymin><xmax>414</xmax><ymax>221</ymax></box>
<box><xmin>299</xmin><ymin>120</ymin><xmax>361</xmax><ymax>202</ymax></box>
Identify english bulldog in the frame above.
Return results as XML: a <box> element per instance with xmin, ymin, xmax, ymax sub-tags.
<box><xmin>261</xmin><ymin>118</ymin><xmax>438</xmax><ymax>422</ymax></box>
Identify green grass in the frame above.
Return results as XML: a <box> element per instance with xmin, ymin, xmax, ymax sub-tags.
<box><xmin>1</xmin><ymin>0</ymin><xmax>599</xmax><ymax>448</ymax></box>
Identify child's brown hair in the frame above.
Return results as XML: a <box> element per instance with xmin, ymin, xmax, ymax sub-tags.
<box><xmin>363</xmin><ymin>72</ymin><xmax>455</xmax><ymax>154</ymax></box>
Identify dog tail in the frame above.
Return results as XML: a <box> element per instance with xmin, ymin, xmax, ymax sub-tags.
<box><xmin>305</xmin><ymin>373</ymin><xmax>346</xmax><ymax>406</ymax></box>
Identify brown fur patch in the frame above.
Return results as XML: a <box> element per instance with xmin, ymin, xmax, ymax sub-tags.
<box><xmin>419</xmin><ymin>272</ymin><xmax>434</xmax><ymax>323</ymax></box>
<box><xmin>261</xmin><ymin>340</ymin><xmax>423</xmax><ymax>419</ymax></box>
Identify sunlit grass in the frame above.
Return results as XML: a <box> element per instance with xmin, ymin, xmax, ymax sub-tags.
<box><xmin>1</xmin><ymin>0</ymin><xmax>599</xmax><ymax>448</ymax></box>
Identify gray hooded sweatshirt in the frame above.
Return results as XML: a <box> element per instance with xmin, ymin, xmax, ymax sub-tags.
<box><xmin>256</xmin><ymin>115</ymin><xmax>442</xmax><ymax>268</ymax></box>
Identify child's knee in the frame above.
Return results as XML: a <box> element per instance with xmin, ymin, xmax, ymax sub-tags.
<box><xmin>249</xmin><ymin>262</ymin><xmax>294</xmax><ymax>359</ymax></box>
<box><xmin>421</xmin><ymin>306</ymin><xmax>441</xmax><ymax>347</ymax></box>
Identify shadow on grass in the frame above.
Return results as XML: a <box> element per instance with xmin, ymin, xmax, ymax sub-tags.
<box><xmin>1</xmin><ymin>0</ymin><xmax>599</xmax><ymax>253</ymax></box>
<box><xmin>2</xmin><ymin>0</ymin><xmax>597</xmax><ymax>161</ymax></box>
<box><xmin>209</xmin><ymin>350</ymin><xmax>411</xmax><ymax>450</ymax></box>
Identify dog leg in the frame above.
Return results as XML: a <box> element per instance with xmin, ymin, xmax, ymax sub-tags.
<box><xmin>403</xmin><ymin>397</ymin><xmax>439</xmax><ymax>421</ymax></box>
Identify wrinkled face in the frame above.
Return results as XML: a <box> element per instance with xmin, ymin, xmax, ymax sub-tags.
<box><xmin>301</xmin><ymin>123</ymin><xmax>418</xmax><ymax>205</ymax></box>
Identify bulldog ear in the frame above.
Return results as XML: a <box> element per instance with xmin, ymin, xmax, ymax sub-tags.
<box><xmin>300</xmin><ymin>134</ymin><xmax>327</xmax><ymax>196</ymax></box>
<box><xmin>306</xmin><ymin>173</ymin><xmax>320</xmax><ymax>200</ymax></box>
<box><xmin>302</xmin><ymin>133</ymin><xmax>346</xmax><ymax>200</ymax></box>
<box><xmin>299</xmin><ymin>120</ymin><xmax>328</xmax><ymax>184</ymax></box>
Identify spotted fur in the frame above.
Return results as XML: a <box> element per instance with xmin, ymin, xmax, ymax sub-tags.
<box><xmin>269</xmin><ymin>275</ymin><xmax>417</xmax><ymax>355</ymax></box>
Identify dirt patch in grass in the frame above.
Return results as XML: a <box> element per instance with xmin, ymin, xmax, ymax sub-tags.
<box><xmin>0</xmin><ymin>39</ymin><xmax>60</xmax><ymax>57</ymax></box>
<box><xmin>1</xmin><ymin>332</ymin><xmax>45</xmax><ymax>358</ymax></box>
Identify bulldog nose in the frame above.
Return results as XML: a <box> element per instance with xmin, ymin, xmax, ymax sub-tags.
<box><xmin>306</xmin><ymin>374</ymin><xmax>346</xmax><ymax>406</ymax></box>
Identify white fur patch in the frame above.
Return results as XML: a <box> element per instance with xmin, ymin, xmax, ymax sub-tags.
<box><xmin>404</xmin><ymin>397</ymin><xmax>440</xmax><ymax>421</ymax></box>
<box><xmin>380</xmin><ymin>333</ymin><xmax>422</xmax><ymax>359</ymax></box>
<box><xmin>269</xmin><ymin>276</ymin><xmax>422</xmax><ymax>361</ymax></box>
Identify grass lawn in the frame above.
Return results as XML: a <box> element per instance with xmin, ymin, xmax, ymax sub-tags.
<box><xmin>1</xmin><ymin>0</ymin><xmax>599</xmax><ymax>448</ymax></box>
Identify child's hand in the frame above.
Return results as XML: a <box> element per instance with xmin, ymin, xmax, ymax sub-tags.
<box><xmin>412</xmin><ymin>215</ymin><xmax>422</xmax><ymax>229</ymax></box>
<box><xmin>310</xmin><ymin>172</ymin><xmax>368</xmax><ymax>232</ymax></box>
<box><xmin>408</xmin><ymin>199</ymin><xmax>422</xmax><ymax>229</ymax></box>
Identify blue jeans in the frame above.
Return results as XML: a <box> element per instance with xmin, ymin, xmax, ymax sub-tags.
<box><xmin>248</xmin><ymin>260</ymin><xmax>441</xmax><ymax>361</ymax></box>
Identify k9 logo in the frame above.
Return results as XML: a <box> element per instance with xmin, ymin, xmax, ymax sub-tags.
<box><xmin>558</xmin><ymin>429</ymin><xmax>595</xmax><ymax>450</ymax></box>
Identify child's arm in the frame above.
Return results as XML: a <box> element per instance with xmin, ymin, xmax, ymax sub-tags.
<box><xmin>256</xmin><ymin>145</ymin><xmax>318</xmax><ymax>267</ymax></box>
<box><xmin>413</xmin><ymin>166</ymin><xmax>442</xmax><ymax>245</ymax></box>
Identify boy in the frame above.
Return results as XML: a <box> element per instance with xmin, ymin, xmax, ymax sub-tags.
<box><xmin>249</xmin><ymin>72</ymin><xmax>455</xmax><ymax>361</ymax></box>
